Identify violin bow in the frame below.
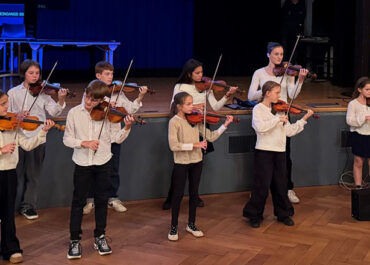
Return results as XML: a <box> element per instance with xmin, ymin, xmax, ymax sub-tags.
<box><xmin>203</xmin><ymin>54</ymin><xmax>223</xmax><ymax>142</ymax></box>
<box><xmin>277</xmin><ymin>35</ymin><xmax>301</xmax><ymax>116</ymax></box>
<box><xmin>14</xmin><ymin>61</ymin><xmax>58</xmax><ymax>140</ymax></box>
<box><xmin>94</xmin><ymin>60</ymin><xmax>133</xmax><ymax>155</ymax></box>
<box><xmin>114</xmin><ymin>59</ymin><xmax>134</xmax><ymax>103</ymax></box>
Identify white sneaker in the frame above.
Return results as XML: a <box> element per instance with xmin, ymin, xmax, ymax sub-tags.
<box><xmin>108</xmin><ymin>199</ymin><xmax>127</xmax><ymax>212</ymax></box>
<box><xmin>83</xmin><ymin>202</ymin><xmax>94</xmax><ymax>215</ymax></box>
<box><xmin>10</xmin><ymin>253</ymin><xmax>23</xmax><ymax>264</ymax></box>
<box><xmin>186</xmin><ymin>224</ymin><xmax>204</xmax><ymax>238</ymax></box>
<box><xmin>288</xmin><ymin>190</ymin><xmax>300</xmax><ymax>204</ymax></box>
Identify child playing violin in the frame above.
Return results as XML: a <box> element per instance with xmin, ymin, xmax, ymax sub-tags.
<box><xmin>0</xmin><ymin>90</ymin><xmax>55</xmax><ymax>264</ymax></box>
<box><xmin>7</xmin><ymin>59</ymin><xmax>67</xmax><ymax>220</ymax></box>
<box><xmin>346</xmin><ymin>76</ymin><xmax>370</xmax><ymax>188</ymax></box>
<box><xmin>83</xmin><ymin>61</ymin><xmax>148</xmax><ymax>214</ymax></box>
<box><xmin>167</xmin><ymin>91</ymin><xmax>233</xmax><ymax>241</ymax></box>
<box><xmin>163</xmin><ymin>58</ymin><xmax>238</xmax><ymax>210</ymax></box>
<box><xmin>63</xmin><ymin>80</ymin><xmax>134</xmax><ymax>259</ymax></box>
<box><xmin>248</xmin><ymin>42</ymin><xmax>308</xmax><ymax>204</ymax></box>
<box><xmin>243</xmin><ymin>81</ymin><xmax>314</xmax><ymax>228</ymax></box>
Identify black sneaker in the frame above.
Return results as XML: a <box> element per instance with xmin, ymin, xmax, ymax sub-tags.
<box><xmin>277</xmin><ymin>217</ymin><xmax>294</xmax><ymax>226</ymax></box>
<box><xmin>94</xmin><ymin>235</ymin><xmax>112</xmax><ymax>255</ymax></box>
<box><xmin>250</xmin><ymin>218</ymin><xmax>261</xmax><ymax>228</ymax></box>
<box><xmin>67</xmin><ymin>240</ymin><xmax>81</xmax><ymax>259</ymax></box>
<box><xmin>21</xmin><ymin>208</ymin><xmax>39</xmax><ymax>220</ymax></box>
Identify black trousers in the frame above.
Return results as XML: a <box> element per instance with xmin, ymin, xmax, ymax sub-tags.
<box><xmin>243</xmin><ymin>150</ymin><xmax>293</xmax><ymax>220</ymax></box>
<box><xmin>87</xmin><ymin>143</ymin><xmax>122</xmax><ymax>200</ymax></box>
<box><xmin>69</xmin><ymin>160</ymin><xmax>112</xmax><ymax>240</ymax></box>
<box><xmin>171</xmin><ymin>161</ymin><xmax>203</xmax><ymax>227</ymax></box>
<box><xmin>0</xmin><ymin>169</ymin><xmax>22</xmax><ymax>259</ymax></box>
<box><xmin>286</xmin><ymin>137</ymin><xmax>294</xmax><ymax>190</ymax></box>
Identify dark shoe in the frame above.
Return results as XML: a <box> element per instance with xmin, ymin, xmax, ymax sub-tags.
<box><xmin>249</xmin><ymin>218</ymin><xmax>261</xmax><ymax>228</ymax></box>
<box><xmin>67</xmin><ymin>240</ymin><xmax>81</xmax><ymax>259</ymax></box>
<box><xmin>162</xmin><ymin>199</ymin><xmax>171</xmax><ymax>210</ymax></box>
<box><xmin>277</xmin><ymin>217</ymin><xmax>294</xmax><ymax>226</ymax></box>
<box><xmin>94</xmin><ymin>235</ymin><xmax>112</xmax><ymax>255</ymax></box>
<box><xmin>197</xmin><ymin>198</ymin><xmax>204</xmax><ymax>207</ymax></box>
<box><xmin>168</xmin><ymin>225</ymin><xmax>178</xmax><ymax>241</ymax></box>
<box><xmin>21</xmin><ymin>208</ymin><xmax>39</xmax><ymax>220</ymax></box>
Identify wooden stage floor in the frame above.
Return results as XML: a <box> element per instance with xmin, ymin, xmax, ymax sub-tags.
<box><xmin>1</xmin><ymin>76</ymin><xmax>353</xmax><ymax>120</ymax></box>
<box><xmin>3</xmin><ymin>185</ymin><xmax>370</xmax><ymax>265</ymax></box>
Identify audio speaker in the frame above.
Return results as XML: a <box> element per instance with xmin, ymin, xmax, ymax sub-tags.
<box><xmin>351</xmin><ymin>188</ymin><xmax>370</xmax><ymax>221</ymax></box>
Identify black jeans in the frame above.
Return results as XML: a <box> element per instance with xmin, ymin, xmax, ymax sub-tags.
<box><xmin>0</xmin><ymin>169</ymin><xmax>22</xmax><ymax>259</ymax></box>
<box><xmin>243</xmin><ymin>150</ymin><xmax>293</xmax><ymax>220</ymax></box>
<box><xmin>70</xmin><ymin>160</ymin><xmax>112</xmax><ymax>240</ymax></box>
<box><xmin>171</xmin><ymin>161</ymin><xmax>203</xmax><ymax>227</ymax></box>
<box><xmin>87</xmin><ymin>143</ymin><xmax>121</xmax><ymax>199</ymax></box>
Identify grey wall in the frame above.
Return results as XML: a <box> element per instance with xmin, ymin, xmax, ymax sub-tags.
<box><xmin>34</xmin><ymin>112</ymin><xmax>350</xmax><ymax>209</ymax></box>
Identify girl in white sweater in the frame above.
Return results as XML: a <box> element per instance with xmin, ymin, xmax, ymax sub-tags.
<box><xmin>248</xmin><ymin>41</ymin><xmax>309</xmax><ymax>204</ymax></box>
<box><xmin>167</xmin><ymin>91</ymin><xmax>232</xmax><ymax>241</ymax></box>
<box><xmin>243</xmin><ymin>81</ymin><xmax>314</xmax><ymax>228</ymax></box>
<box><xmin>346</xmin><ymin>77</ymin><xmax>370</xmax><ymax>188</ymax></box>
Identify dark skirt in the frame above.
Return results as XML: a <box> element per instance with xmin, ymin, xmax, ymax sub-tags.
<box><xmin>350</xmin><ymin>131</ymin><xmax>370</xmax><ymax>158</ymax></box>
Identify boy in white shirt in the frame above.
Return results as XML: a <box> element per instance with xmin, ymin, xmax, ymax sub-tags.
<box><xmin>63</xmin><ymin>80</ymin><xmax>134</xmax><ymax>259</ymax></box>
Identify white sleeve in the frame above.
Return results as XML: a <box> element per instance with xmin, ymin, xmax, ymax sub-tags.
<box><xmin>63</xmin><ymin>111</ymin><xmax>82</xmax><ymax>149</ymax></box>
<box><xmin>44</xmin><ymin>95</ymin><xmax>65</xmax><ymax>117</ymax></box>
<box><xmin>18</xmin><ymin>130</ymin><xmax>47</xmax><ymax>151</ymax></box>
<box><xmin>285</xmin><ymin>119</ymin><xmax>307</xmax><ymax>137</ymax></box>
<box><xmin>207</xmin><ymin>91</ymin><xmax>228</xmax><ymax>111</ymax></box>
<box><xmin>248</xmin><ymin>71</ymin><xmax>263</xmax><ymax>101</ymax></box>
<box><xmin>116</xmin><ymin>92</ymin><xmax>142</xmax><ymax>114</ymax></box>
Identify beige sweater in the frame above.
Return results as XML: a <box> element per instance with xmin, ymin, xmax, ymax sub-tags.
<box><xmin>168</xmin><ymin>115</ymin><xmax>227</xmax><ymax>164</ymax></box>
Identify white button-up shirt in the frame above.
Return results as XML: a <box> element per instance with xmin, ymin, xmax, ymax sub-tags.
<box><xmin>63</xmin><ymin>104</ymin><xmax>131</xmax><ymax>166</ymax></box>
<box><xmin>7</xmin><ymin>83</ymin><xmax>65</xmax><ymax>138</ymax></box>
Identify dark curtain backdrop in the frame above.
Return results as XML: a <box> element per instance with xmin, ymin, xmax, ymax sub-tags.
<box><xmin>35</xmin><ymin>0</ymin><xmax>193</xmax><ymax>72</ymax></box>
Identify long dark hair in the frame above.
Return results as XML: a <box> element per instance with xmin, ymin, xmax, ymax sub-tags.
<box><xmin>352</xmin><ymin>76</ymin><xmax>370</xmax><ymax>99</ymax></box>
<box><xmin>169</xmin><ymin>91</ymin><xmax>191</xmax><ymax>118</ymax></box>
<box><xmin>175</xmin><ymin>59</ymin><xmax>203</xmax><ymax>85</ymax></box>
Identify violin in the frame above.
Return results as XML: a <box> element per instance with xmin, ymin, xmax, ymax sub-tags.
<box><xmin>273</xmin><ymin>62</ymin><xmax>317</xmax><ymax>79</ymax></box>
<box><xmin>367</xmin><ymin>97</ymin><xmax>370</xmax><ymax>107</ymax></box>
<box><xmin>194</xmin><ymin>76</ymin><xmax>245</xmax><ymax>94</ymax></box>
<box><xmin>29</xmin><ymin>80</ymin><xmax>76</xmax><ymax>98</ymax></box>
<box><xmin>109</xmin><ymin>81</ymin><xmax>155</xmax><ymax>95</ymax></box>
<box><xmin>90</xmin><ymin>101</ymin><xmax>145</xmax><ymax>125</ymax></box>
<box><xmin>0</xmin><ymin>113</ymin><xmax>65</xmax><ymax>131</ymax></box>
<box><xmin>186</xmin><ymin>111</ymin><xmax>240</xmax><ymax>125</ymax></box>
<box><xmin>272</xmin><ymin>100</ymin><xmax>319</xmax><ymax>119</ymax></box>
